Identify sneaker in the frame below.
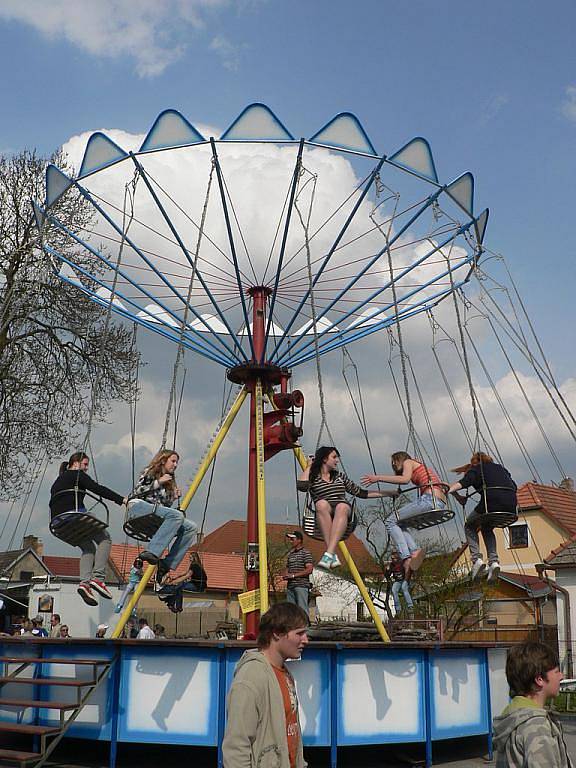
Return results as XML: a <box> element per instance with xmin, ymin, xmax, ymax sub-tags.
<box><xmin>317</xmin><ymin>552</ymin><xmax>335</xmax><ymax>570</ymax></box>
<box><xmin>77</xmin><ymin>582</ymin><xmax>98</xmax><ymax>607</ymax></box>
<box><xmin>329</xmin><ymin>554</ymin><xmax>341</xmax><ymax>569</ymax></box>
<box><xmin>487</xmin><ymin>562</ymin><xmax>501</xmax><ymax>582</ymax></box>
<box><xmin>471</xmin><ymin>559</ymin><xmax>486</xmax><ymax>580</ymax></box>
<box><xmin>156</xmin><ymin>559</ymin><xmax>170</xmax><ymax>582</ymax></box>
<box><xmin>139</xmin><ymin>550</ymin><xmax>160</xmax><ymax>565</ymax></box>
<box><xmin>89</xmin><ymin>579</ymin><xmax>112</xmax><ymax>599</ymax></box>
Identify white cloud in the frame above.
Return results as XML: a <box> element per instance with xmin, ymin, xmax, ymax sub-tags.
<box><xmin>561</xmin><ymin>85</ymin><xmax>576</xmax><ymax>123</ymax></box>
<box><xmin>9</xmin><ymin>122</ymin><xmax>573</xmax><ymax>556</ymax></box>
<box><xmin>0</xmin><ymin>0</ymin><xmax>231</xmax><ymax>77</ymax></box>
<box><xmin>210</xmin><ymin>34</ymin><xmax>245</xmax><ymax>71</ymax></box>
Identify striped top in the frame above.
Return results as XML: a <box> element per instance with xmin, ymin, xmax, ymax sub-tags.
<box><xmin>297</xmin><ymin>472</ymin><xmax>368</xmax><ymax>505</ymax></box>
<box><xmin>286</xmin><ymin>547</ymin><xmax>314</xmax><ymax>588</ymax></box>
<box><xmin>411</xmin><ymin>462</ymin><xmax>444</xmax><ymax>496</ymax></box>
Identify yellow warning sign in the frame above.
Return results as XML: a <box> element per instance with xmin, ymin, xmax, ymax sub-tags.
<box><xmin>238</xmin><ymin>588</ymin><xmax>260</xmax><ymax>614</ymax></box>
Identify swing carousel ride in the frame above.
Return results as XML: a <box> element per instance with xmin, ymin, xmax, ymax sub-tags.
<box><xmin>32</xmin><ymin>103</ymin><xmax>575</xmax><ymax>642</ymax></box>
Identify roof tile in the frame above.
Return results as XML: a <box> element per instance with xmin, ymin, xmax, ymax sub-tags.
<box><xmin>197</xmin><ymin>520</ymin><xmax>380</xmax><ymax>574</ymax></box>
<box><xmin>517</xmin><ymin>482</ymin><xmax>576</xmax><ymax>535</ymax></box>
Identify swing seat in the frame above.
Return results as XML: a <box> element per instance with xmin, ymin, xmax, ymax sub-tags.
<box><xmin>396</xmin><ymin>484</ymin><xmax>455</xmax><ymax>531</ymax></box>
<box><xmin>399</xmin><ymin>506</ymin><xmax>455</xmax><ymax>531</ymax></box>
<box><xmin>49</xmin><ymin>489</ymin><xmax>110</xmax><ymax>546</ymax></box>
<box><xmin>302</xmin><ymin>504</ymin><xmax>358</xmax><ymax>542</ymax></box>
<box><xmin>478</xmin><ymin>509</ymin><xmax>519</xmax><ymax>529</ymax></box>
<box><xmin>50</xmin><ymin>510</ymin><xmax>109</xmax><ymax>546</ymax></box>
<box><xmin>471</xmin><ymin>487</ymin><xmax>519</xmax><ymax>529</ymax></box>
<box><xmin>123</xmin><ymin>507</ymin><xmax>163</xmax><ymax>543</ymax></box>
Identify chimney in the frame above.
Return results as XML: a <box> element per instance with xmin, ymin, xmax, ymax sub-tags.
<box><xmin>559</xmin><ymin>477</ymin><xmax>574</xmax><ymax>492</ymax></box>
<box><xmin>22</xmin><ymin>535</ymin><xmax>44</xmax><ymax>557</ymax></box>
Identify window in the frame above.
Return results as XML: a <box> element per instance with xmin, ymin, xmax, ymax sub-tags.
<box><xmin>508</xmin><ymin>524</ymin><xmax>529</xmax><ymax>549</ymax></box>
<box><xmin>19</xmin><ymin>570</ymin><xmax>34</xmax><ymax>581</ymax></box>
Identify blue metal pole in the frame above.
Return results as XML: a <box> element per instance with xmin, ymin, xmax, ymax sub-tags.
<box><xmin>278</xmin><ymin>220</ymin><xmax>475</xmax><ymax>364</ymax></box>
<box><xmin>217</xmin><ymin>647</ymin><xmax>227</xmax><ymax>768</ymax></box>
<box><xmin>209</xmin><ymin>138</ymin><xmax>255</xmax><ymax>361</ymax></box>
<box><xmin>424</xmin><ymin>650</ymin><xmax>433</xmax><ymax>768</ymax></box>
<box><xmin>274</xmin><ymin>190</ymin><xmax>454</xmax><ymax>365</ymax></box>
<box><xmin>263</xmin><ymin>139</ymin><xmax>305</xmax><ymax>361</ymax></box>
<box><xmin>41</xmin><ymin>192</ymin><xmax>242</xmax><ymax>365</ymax></box>
<box><xmin>268</xmin><ymin>157</ymin><xmax>386</xmax><ymax>360</ymax></box>
<box><xmin>330</xmin><ymin>648</ymin><xmax>339</xmax><ymax>768</ymax></box>
<box><xmin>108</xmin><ymin>651</ymin><xmax>122</xmax><ymax>768</ymax></box>
<box><xmin>287</xmin><ymin>272</ymin><xmax>471</xmax><ymax>367</ymax></box>
<box><xmin>45</xmin><ymin>246</ymin><xmax>234</xmax><ymax>367</ymax></box>
<box><xmin>129</xmin><ymin>153</ymin><xmax>250</xmax><ymax>362</ymax></box>
<box><xmin>483</xmin><ymin>648</ymin><xmax>494</xmax><ymax>761</ymax></box>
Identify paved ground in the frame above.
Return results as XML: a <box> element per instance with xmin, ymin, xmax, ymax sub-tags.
<box><xmin>40</xmin><ymin>718</ymin><xmax>576</xmax><ymax>766</ymax></box>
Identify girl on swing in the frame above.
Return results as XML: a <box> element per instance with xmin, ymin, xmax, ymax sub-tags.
<box><xmin>127</xmin><ymin>449</ymin><xmax>198</xmax><ymax>582</ymax></box>
<box><xmin>50</xmin><ymin>451</ymin><xmax>127</xmax><ymax>606</ymax></box>
<box><xmin>448</xmin><ymin>452</ymin><xmax>517</xmax><ymax>582</ymax></box>
<box><xmin>298</xmin><ymin>446</ymin><xmax>396</xmax><ymax>570</ymax></box>
<box><xmin>362</xmin><ymin>451</ymin><xmax>447</xmax><ymax>578</ymax></box>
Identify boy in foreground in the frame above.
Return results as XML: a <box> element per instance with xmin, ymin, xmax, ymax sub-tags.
<box><xmin>223</xmin><ymin>602</ymin><xmax>309</xmax><ymax>768</ymax></box>
<box><xmin>493</xmin><ymin>641</ymin><xmax>572</xmax><ymax>767</ymax></box>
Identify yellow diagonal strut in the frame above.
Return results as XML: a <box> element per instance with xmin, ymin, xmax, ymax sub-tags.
<box><xmin>111</xmin><ymin>386</ymin><xmax>249</xmax><ymax>639</ymax></box>
<box><xmin>292</xmin><ymin>443</ymin><xmax>390</xmax><ymax>643</ymax></box>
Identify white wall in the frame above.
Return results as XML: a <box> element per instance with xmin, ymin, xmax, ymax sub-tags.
<box><xmin>29</xmin><ymin>581</ymin><xmax>124</xmax><ymax>638</ymax></box>
<box><xmin>312</xmin><ymin>568</ymin><xmax>387</xmax><ymax>622</ymax></box>
<box><xmin>554</xmin><ymin>569</ymin><xmax>576</xmax><ymax>673</ymax></box>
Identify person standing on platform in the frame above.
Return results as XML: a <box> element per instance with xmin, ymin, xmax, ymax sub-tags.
<box><xmin>493</xmin><ymin>641</ymin><xmax>572</xmax><ymax>767</ymax></box>
<box><xmin>223</xmin><ymin>602</ymin><xmax>309</xmax><ymax>768</ymax></box>
<box><xmin>136</xmin><ymin>617</ymin><xmax>155</xmax><ymax>639</ymax></box>
<box><xmin>283</xmin><ymin>531</ymin><xmax>313</xmax><ymax>615</ymax></box>
<box><xmin>49</xmin><ymin>613</ymin><xmax>62</xmax><ymax>638</ymax></box>
<box><xmin>385</xmin><ymin>551</ymin><xmax>414</xmax><ymax>616</ymax></box>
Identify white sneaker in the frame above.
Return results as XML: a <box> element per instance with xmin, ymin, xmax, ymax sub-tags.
<box><xmin>471</xmin><ymin>559</ymin><xmax>486</xmax><ymax>580</ymax></box>
<box><xmin>330</xmin><ymin>554</ymin><xmax>341</xmax><ymax>569</ymax></box>
<box><xmin>317</xmin><ymin>553</ymin><xmax>334</xmax><ymax>570</ymax></box>
<box><xmin>487</xmin><ymin>562</ymin><xmax>501</xmax><ymax>582</ymax></box>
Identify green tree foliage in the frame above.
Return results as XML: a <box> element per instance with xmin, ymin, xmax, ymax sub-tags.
<box><xmin>0</xmin><ymin>150</ymin><xmax>138</xmax><ymax>500</ymax></box>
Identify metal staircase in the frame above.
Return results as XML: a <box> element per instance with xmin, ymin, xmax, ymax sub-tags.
<box><xmin>0</xmin><ymin>653</ymin><xmax>114</xmax><ymax>768</ymax></box>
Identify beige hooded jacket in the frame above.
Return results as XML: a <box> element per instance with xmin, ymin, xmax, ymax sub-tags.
<box><xmin>222</xmin><ymin>649</ymin><xmax>306</xmax><ymax>768</ymax></box>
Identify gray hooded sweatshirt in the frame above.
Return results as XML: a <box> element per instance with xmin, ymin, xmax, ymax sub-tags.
<box><xmin>493</xmin><ymin>696</ymin><xmax>573</xmax><ymax>768</ymax></box>
<box><xmin>222</xmin><ymin>649</ymin><xmax>306</xmax><ymax>768</ymax></box>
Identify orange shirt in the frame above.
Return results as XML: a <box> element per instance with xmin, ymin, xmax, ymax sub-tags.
<box><xmin>272</xmin><ymin>665</ymin><xmax>300</xmax><ymax>768</ymax></box>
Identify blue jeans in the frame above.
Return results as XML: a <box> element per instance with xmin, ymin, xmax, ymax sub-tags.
<box><xmin>391</xmin><ymin>579</ymin><xmax>413</xmax><ymax>612</ymax></box>
<box><xmin>385</xmin><ymin>494</ymin><xmax>444</xmax><ymax>560</ymax></box>
<box><xmin>286</xmin><ymin>585</ymin><xmax>309</xmax><ymax>613</ymax></box>
<box><xmin>286</xmin><ymin>585</ymin><xmax>310</xmax><ymax>614</ymax></box>
<box><xmin>127</xmin><ymin>499</ymin><xmax>197</xmax><ymax>569</ymax></box>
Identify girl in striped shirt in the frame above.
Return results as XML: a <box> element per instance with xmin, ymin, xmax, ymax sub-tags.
<box><xmin>298</xmin><ymin>446</ymin><xmax>395</xmax><ymax>570</ymax></box>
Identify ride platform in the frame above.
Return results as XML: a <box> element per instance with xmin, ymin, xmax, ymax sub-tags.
<box><xmin>0</xmin><ymin>636</ymin><xmax>510</xmax><ymax>768</ymax></box>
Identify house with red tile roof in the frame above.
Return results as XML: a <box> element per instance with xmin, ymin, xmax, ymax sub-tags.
<box><xmin>542</xmin><ymin>535</ymin><xmax>576</xmax><ymax>674</ymax></box>
<box><xmin>196</xmin><ymin>519</ymin><xmax>381</xmax><ymax>574</ymax></box>
<box><xmin>454</xmin><ymin>481</ymin><xmax>576</xmax><ymax>576</ymax></box>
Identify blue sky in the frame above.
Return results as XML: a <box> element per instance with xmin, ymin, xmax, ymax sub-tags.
<box><xmin>1</xmin><ymin>0</ymin><xmax>575</xmax><ymax>552</ymax></box>
<box><xmin>1</xmin><ymin>0</ymin><xmax>574</xmax><ymax>363</ymax></box>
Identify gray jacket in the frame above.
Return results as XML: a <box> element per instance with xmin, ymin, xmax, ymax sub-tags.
<box><xmin>493</xmin><ymin>697</ymin><xmax>573</xmax><ymax>768</ymax></box>
<box><xmin>222</xmin><ymin>649</ymin><xmax>306</xmax><ymax>768</ymax></box>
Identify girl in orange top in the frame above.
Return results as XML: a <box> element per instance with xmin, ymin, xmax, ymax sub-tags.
<box><xmin>362</xmin><ymin>451</ymin><xmax>447</xmax><ymax>576</ymax></box>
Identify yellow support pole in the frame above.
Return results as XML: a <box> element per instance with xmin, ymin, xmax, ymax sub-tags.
<box><xmin>293</xmin><ymin>444</ymin><xmax>390</xmax><ymax>642</ymax></box>
<box><xmin>111</xmin><ymin>386</ymin><xmax>249</xmax><ymax>639</ymax></box>
<box><xmin>111</xmin><ymin>564</ymin><xmax>156</xmax><ymax>638</ymax></box>
<box><xmin>180</xmin><ymin>386</ymin><xmax>249</xmax><ymax>512</ymax></box>
<box><xmin>255</xmin><ymin>380</ymin><xmax>269</xmax><ymax>614</ymax></box>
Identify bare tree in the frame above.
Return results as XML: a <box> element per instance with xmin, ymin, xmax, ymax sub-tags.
<box><xmin>0</xmin><ymin>150</ymin><xmax>138</xmax><ymax>499</ymax></box>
